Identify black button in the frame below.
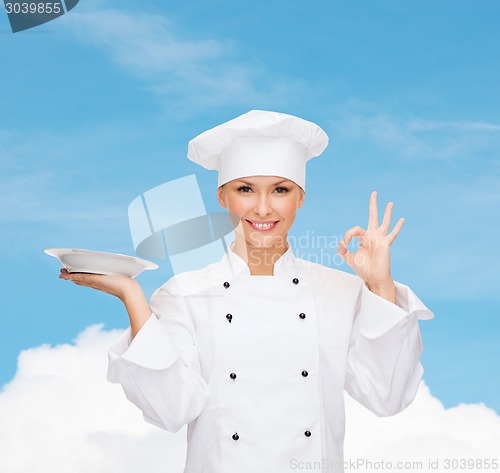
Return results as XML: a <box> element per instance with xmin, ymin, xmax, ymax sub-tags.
<box><xmin>292</xmin><ymin>278</ymin><xmax>299</xmax><ymax>285</ymax></box>
<box><xmin>301</xmin><ymin>370</ymin><xmax>309</xmax><ymax>377</ymax></box>
<box><xmin>232</xmin><ymin>433</ymin><xmax>239</xmax><ymax>441</ymax></box>
<box><xmin>230</xmin><ymin>372</ymin><xmax>237</xmax><ymax>380</ymax></box>
<box><xmin>299</xmin><ymin>313</ymin><xmax>306</xmax><ymax>319</ymax></box>
<box><xmin>223</xmin><ymin>282</ymin><xmax>230</xmax><ymax>289</ymax></box>
<box><xmin>226</xmin><ymin>313</ymin><xmax>233</xmax><ymax>323</ymax></box>
<box><xmin>304</xmin><ymin>430</ymin><xmax>311</xmax><ymax>437</ymax></box>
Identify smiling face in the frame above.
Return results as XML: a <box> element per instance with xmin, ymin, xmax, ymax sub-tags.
<box><xmin>217</xmin><ymin>175</ymin><xmax>305</xmax><ymax>251</ymax></box>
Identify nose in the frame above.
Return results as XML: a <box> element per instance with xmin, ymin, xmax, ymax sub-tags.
<box><xmin>253</xmin><ymin>193</ymin><xmax>272</xmax><ymax>217</ymax></box>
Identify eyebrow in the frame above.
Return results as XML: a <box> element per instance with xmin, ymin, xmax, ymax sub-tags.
<box><xmin>236</xmin><ymin>179</ymin><xmax>290</xmax><ymax>186</ymax></box>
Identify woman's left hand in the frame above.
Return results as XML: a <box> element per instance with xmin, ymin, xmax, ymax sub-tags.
<box><xmin>337</xmin><ymin>191</ymin><xmax>404</xmax><ymax>291</ymax></box>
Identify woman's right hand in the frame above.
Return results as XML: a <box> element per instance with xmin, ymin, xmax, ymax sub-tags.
<box><xmin>59</xmin><ymin>268</ymin><xmax>138</xmax><ymax>302</ymax></box>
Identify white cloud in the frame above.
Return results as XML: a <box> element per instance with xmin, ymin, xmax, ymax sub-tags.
<box><xmin>63</xmin><ymin>7</ymin><xmax>298</xmax><ymax>110</ymax></box>
<box><xmin>330</xmin><ymin>108</ymin><xmax>500</xmax><ymax>162</ymax></box>
<box><xmin>344</xmin><ymin>383</ymin><xmax>500</xmax><ymax>472</ymax></box>
<box><xmin>0</xmin><ymin>325</ymin><xmax>187</xmax><ymax>473</ymax></box>
<box><xmin>1</xmin><ymin>324</ymin><xmax>498</xmax><ymax>473</ymax></box>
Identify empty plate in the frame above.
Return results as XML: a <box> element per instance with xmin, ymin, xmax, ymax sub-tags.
<box><xmin>44</xmin><ymin>248</ymin><xmax>159</xmax><ymax>278</ymax></box>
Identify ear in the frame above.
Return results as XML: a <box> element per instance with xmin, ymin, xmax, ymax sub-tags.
<box><xmin>297</xmin><ymin>187</ymin><xmax>305</xmax><ymax>208</ymax></box>
<box><xmin>217</xmin><ymin>185</ymin><xmax>227</xmax><ymax>209</ymax></box>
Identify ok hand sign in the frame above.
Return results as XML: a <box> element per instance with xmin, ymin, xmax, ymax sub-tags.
<box><xmin>337</xmin><ymin>191</ymin><xmax>404</xmax><ymax>291</ymax></box>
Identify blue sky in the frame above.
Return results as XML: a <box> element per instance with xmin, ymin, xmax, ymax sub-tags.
<box><xmin>1</xmin><ymin>0</ymin><xmax>499</xmax><ymax>415</ymax></box>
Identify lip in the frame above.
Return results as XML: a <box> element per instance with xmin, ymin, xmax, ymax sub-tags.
<box><xmin>245</xmin><ymin>219</ymin><xmax>279</xmax><ymax>232</ymax></box>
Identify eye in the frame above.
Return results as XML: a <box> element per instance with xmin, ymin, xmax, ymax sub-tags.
<box><xmin>237</xmin><ymin>185</ymin><xmax>252</xmax><ymax>193</ymax></box>
<box><xmin>274</xmin><ymin>186</ymin><xmax>289</xmax><ymax>194</ymax></box>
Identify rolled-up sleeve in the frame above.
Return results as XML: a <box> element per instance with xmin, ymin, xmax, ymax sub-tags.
<box><xmin>345</xmin><ymin>280</ymin><xmax>434</xmax><ymax>416</ymax></box>
<box><xmin>106</xmin><ymin>280</ymin><xmax>210</xmax><ymax>432</ymax></box>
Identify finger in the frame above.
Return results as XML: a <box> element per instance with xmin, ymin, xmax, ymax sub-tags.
<box><xmin>387</xmin><ymin>217</ymin><xmax>405</xmax><ymax>244</ymax></box>
<box><xmin>337</xmin><ymin>240</ymin><xmax>355</xmax><ymax>267</ymax></box>
<box><xmin>62</xmin><ymin>272</ymin><xmax>96</xmax><ymax>284</ymax></box>
<box><xmin>367</xmin><ymin>191</ymin><xmax>379</xmax><ymax>230</ymax></box>
<box><xmin>380</xmin><ymin>202</ymin><xmax>394</xmax><ymax>234</ymax></box>
<box><xmin>74</xmin><ymin>272</ymin><xmax>94</xmax><ymax>282</ymax></box>
<box><xmin>59</xmin><ymin>268</ymin><xmax>73</xmax><ymax>279</ymax></box>
<box><xmin>343</xmin><ymin>226</ymin><xmax>365</xmax><ymax>246</ymax></box>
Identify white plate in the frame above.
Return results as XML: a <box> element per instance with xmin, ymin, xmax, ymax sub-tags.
<box><xmin>44</xmin><ymin>248</ymin><xmax>159</xmax><ymax>278</ymax></box>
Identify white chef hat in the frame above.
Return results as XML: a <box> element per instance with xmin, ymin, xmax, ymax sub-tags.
<box><xmin>187</xmin><ymin>110</ymin><xmax>329</xmax><ymax>191</ymax></box>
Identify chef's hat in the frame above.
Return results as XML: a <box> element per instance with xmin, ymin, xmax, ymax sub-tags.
<box><xmin>187</xmin><ymin>110</ymin><xmax>329</xmax><ymax>191</ymax></box>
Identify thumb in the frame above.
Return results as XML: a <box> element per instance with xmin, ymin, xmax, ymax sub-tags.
<box><xmin>338</xmin><ymin>240</ymin><xmax>354</xmax><ymax>267</ymax></box>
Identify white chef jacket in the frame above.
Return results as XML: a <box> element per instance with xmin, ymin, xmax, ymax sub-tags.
<box><xmin>107</xmin><ymin>241</ymin><xmax>434</xmax><ymax>473</ymax></box>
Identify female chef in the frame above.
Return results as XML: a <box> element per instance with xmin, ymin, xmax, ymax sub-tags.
<box><xmin>59</xmin><ymin>110</ymin><xmax>434</xmax><ymax>473</ymax></box>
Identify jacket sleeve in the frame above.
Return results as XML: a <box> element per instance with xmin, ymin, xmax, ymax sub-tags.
<box><xmin>344</xmin><ymin>280</ymin><xmax>434</xmax><ymax>416</ymax></box>
<box><xmin>106</xmin><ymin>280</ymin><xmax>210</xmax><ymax>432</ymax></box>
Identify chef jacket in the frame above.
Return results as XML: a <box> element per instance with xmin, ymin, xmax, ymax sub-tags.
<box><xmin>107</xmin><ymin>241</ymin><xmax>434</xmax><ymax>473</ymax></box>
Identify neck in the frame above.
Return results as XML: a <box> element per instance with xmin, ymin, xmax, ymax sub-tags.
<box><xmin>232</xmin><ymin>234</ymin><xmax>289</xmax><ymax>276</ymax></box>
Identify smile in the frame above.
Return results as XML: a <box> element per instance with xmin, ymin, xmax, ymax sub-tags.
<box><xmin>246</xmin><ymin>220</ymin><xmax>279</xmax><ymax>231</ymax></box>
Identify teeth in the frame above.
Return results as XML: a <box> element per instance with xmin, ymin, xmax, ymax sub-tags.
<box><xmin>251</xmin><ymin>221</ymin><xmax>275</xmax><ymax>228</ymax></box>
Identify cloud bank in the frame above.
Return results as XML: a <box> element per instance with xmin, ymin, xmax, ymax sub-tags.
<box><xmin>1</xmin><ymin>324</ymin><xmax>498</xmax><ymax>473</ymax></box>
<box><xmin>0</xmin><ymin>325</ymin><xmax>187</xmax><ymax>473</ymax></box>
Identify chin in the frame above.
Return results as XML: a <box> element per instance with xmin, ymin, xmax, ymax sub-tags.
<box><xmin>245</xmin><ymin>233</ymin><xmax>284</xmax><ymax>249</ymax></box>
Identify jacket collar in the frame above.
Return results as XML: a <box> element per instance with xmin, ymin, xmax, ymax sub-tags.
<box><xmin>221</xmin><ymin>240</ymin><xmax>296</xmax><ymax>278</ymax></box>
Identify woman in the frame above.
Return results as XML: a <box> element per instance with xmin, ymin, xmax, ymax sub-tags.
<box><xmin>60</xmin><ymin>110</ymin><xmax>433</xmax><ymax>473</ymax></box>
